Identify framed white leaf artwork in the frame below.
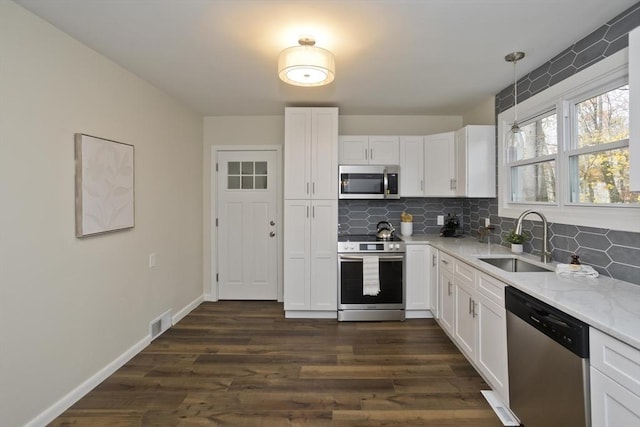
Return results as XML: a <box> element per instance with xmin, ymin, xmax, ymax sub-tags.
<box><xmin>75</xmin><ymin>134</ymin><xmax>134</xmax><ymax>237</ymax></box>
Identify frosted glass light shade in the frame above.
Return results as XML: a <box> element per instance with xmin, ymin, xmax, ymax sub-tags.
<box><xmin>278</xmin><ymin>44</ymin><xmax>335</xmax><ymax>87</ymax></box>
<box><xmin>505</xmin><ymin>122</ymin><xmax>526</xmax><ymax>163</ymax></box>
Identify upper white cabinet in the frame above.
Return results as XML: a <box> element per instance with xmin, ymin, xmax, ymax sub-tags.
<box><xmin>339</xmin><ymin>135</ymin><xmax>400</xmax><ymax>165</ymax></box>
<box><xmin>425</xmin><ymin>132</ymin><xmax>456</xmax><ymax>197</ymax></box>
<box><xmin>399</xmin><ymin>136</ymin><xmax>425</xmax><ymax>196</ymax></box>
<box><xmin>630</xmin><ymin>26</ymin><xmax>639</xmax><ymax>191</ymax></box>
<box><xmin>454</xmin><ymin>125</ymin><xmax>496</xmax><ymax>197</ymax></box>
<box><xmin>400</xmin><ymin>126</ymin><xmax>496</xmax><ymax>198</ymax></box>
<box><xmin>285</xmin><ymin>108</ymin><xmax>338</xmax><ymax>199</ymax></box>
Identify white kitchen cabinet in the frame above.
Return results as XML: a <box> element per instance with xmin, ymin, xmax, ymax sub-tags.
<box><xmin>284</xmin><ymin>107</ymin><xmax>338</xmax><ymax>317</ymax></box>
<box><xmin>283</xmin><ymin>200</ymin><xmax>337</xmax><ymax>314</ymax></box>
<box><xmin>454</xmin><ymin>125</ymin><xmax>496</xmax><ymax>197</ymax></box>
<box><xmin>438</xmin><ymin>251</ymin><xmax>455</xmax><ymax>335</ymax></box>
<box><xmin>428</xmin><ymin>246</ymin><xmax>439</xmax><ymax>317</ymax></box>
<box><xmin>399</xmin><ymin>136</ymin><xmax>425</xmax><ymax>196</ymax></box>
<box><xmin>424</xmin><ymin>131</ymin><xmax>456</xmax><ymax>196</ymax></box>
<box><xmin>590</xmin><ymin>327</ymin><xmax>640</xmax><ymax>427</ymax></box>
<box><xmin>453</xmin><ymin>261</ymin><xmax>476</xmax><ymax>359</ymax></box>
<box><xmin>405</xmin><ymin>244</ymin><xmax>437</xmax><ymax>318</ymax></box>
<box><xmin>285</xmin><ymin>108</ymin><xmax>338</xmax><ymax>199</ymax></box>
<box><xmin>630</xmin><ymin>26</ymin><xmax>639</xmax><ymax>191</ymax></box>
<box><xmin>435</xmin><ymin>251</ymin><xmax>509</xmax><ymax>403</ymax></box>
<box><xmin>339</xmin><ymin>135</ymin><xmax>399</xmax><ymax>165</ymax></box>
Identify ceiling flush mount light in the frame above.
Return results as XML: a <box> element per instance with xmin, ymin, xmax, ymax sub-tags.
<box><xmin>278</xmin><ymin>37</ymin><xmax>335</xmax><ymax>87</ymax></box>
<box><xmin>504</xmin><ymin>51</ymin><xmax>526</xmax><ymax>162</ymax></box>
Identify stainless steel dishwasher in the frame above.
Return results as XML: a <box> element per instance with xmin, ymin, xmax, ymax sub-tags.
<box><xmin>505</xmin><ymin>286</ymin><xmax>590</xmax><ymax>427</ymax></box>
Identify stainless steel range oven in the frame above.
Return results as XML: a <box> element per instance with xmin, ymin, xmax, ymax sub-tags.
<box><xmin>337</xmin><ymin>235</ymin><xmax>405</xmax><ymax>321</ymax></box>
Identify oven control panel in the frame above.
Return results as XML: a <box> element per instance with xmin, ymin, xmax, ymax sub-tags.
<box><xmin>338</xmin><ymin>241</ymin><xmax>405</xmax><ymax>253</ymax></box>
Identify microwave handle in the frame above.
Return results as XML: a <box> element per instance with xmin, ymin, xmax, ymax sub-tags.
<box><xmin>383</xmin><ymin>168</ymin><xmax>389</xmax><ymax>199</ymax></box>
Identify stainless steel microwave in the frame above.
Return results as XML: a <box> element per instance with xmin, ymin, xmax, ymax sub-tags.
<box><xmin>339</xmin><ymin>165</ymin><xmax>400</xmax><ymax>199</ymax></box>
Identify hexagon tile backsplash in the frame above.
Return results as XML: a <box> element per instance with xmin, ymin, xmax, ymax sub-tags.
<box><xmin>339</xmin><ymin>198</ymin><xmax>640</xmax><ymax>285</ymax></box>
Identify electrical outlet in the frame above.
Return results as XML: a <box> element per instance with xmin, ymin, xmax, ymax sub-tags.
<box><xmin>485</xmin><ymin>218</ymin><xmax>491</xmax><ymax>227</ymax></box>
<box><xmin>437</xmin><ymin>215</ymin><xmax>444</xmax><ymax>226</ymax></box>
<box><xmin>149</xmin><ymin>253</ymin><xmax>156</xmax><ymax>268</ymax></box>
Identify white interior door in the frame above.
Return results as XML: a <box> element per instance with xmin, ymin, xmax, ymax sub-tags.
<box><xmin>217</xmin><ymin>150</ymin><xmax>277</xmax><ymax>299</ymax></box>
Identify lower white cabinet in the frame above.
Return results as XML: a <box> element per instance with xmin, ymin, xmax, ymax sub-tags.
<box><xmin>590</xmin><ymin>327</ymin><xmax>640</xmax><ymax>426</ymax></box>
<box><xmin>436</xmin><ymin>250</ymin><xmax>509</xmax><ymax>402</ymax></box>
<box><xmin>438</xmin><ymin>251</ymin><xmax>455</xmax><ymax>335</ymax></box>
<box><xmin>405</xmin><ymin>244</ymin><xmax>438</xmax><ymax>318</ymax></box>
<box><xmin>283</xmin><ymin>199</ymin><xmax>337</xmax><ymax>315</ymax></box>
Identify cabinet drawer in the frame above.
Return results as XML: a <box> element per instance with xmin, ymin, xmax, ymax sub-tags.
<box><xmin>439</xmin><ymin>252</ymin><xmax>454</xmax><ymax>273</ymax></box>
<box><xmin>454</xmin><ymin>259</ymin><xmax>475</xmax><ymax>288</ymax></box>
<box><xmin>591</xmin><ymin>328</ymin><xmax>640</xmax><ymax>396</ymax></box>
<box><xmin>476</xmin><ymin>272</ymin><xmax>506</xmax><ymax>307</ymax></box>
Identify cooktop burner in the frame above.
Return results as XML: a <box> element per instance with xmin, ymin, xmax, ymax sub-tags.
<box><xmin>338</xmin><ymin>234</ymin><xmax>403</xmax><ymax>242</ymax></box>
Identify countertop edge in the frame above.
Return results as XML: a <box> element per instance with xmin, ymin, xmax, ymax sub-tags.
<box><xmin>402</xmin><ymin>234</ymin><xmax>640</xmax><ymax>351</ymax></box>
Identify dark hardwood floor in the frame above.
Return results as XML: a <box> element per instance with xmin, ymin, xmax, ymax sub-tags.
<box><xmin>50</xmin><ymin>301</ymin><xmax>503</xmax><ymax>426</ymax></box>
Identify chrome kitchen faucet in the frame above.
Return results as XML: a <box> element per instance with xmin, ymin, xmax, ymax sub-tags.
<box><xmin>514</xmin><ymin>210</ymin><xmax>553</xmax><ymax>263</ymax></box>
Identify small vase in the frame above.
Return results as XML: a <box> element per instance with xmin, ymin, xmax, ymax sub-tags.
<box><xmin>400</xmin><ymin>222</ymin><xmax>413</xmax><ymax>236</ymax></box>
<box><xmin>511</xmin><ymin>243</ymin><xmax>523</xmax><ymax>254</ymax></box>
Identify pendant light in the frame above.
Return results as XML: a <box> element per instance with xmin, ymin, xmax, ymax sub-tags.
<box><xmin>504</xmin><ymin>52</ymin><xmax>526</xmax><ymax>162</ymax></box>
<box><xmin>278</xmin><ymin>37</ymin><xmax>335</xmax><ymax>87</ymax></box>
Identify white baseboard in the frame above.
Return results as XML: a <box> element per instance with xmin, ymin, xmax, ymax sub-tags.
<box><xmin>173</xmin><ymin>294</ymin><xmax>204</xmax><ymax>325</ymax></box>
<box><xmin>24</xmin><ymin>335</ymin><xmax>150</xmax><ymax>427</ymax></box>
<box><xmin>25</xmin><ymin>293</ymin><xmax>205</xmax><ymax>427</ymax></box>
<box><xmin>203</xmin><ymin>292</ymin><xmax>217</xmax><ymax>302</ymax></box>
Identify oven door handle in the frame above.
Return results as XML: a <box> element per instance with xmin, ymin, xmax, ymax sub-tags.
<box><xmin>339</xmin><ymin>255</ymin><xmax>405</xmax><ymax>261</ymax></box>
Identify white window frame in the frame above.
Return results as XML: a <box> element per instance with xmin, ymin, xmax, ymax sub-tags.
<box><xmin>498</xmin><ymin>49</ymin><xmax>640</xmax><ymax>232</ymax></box>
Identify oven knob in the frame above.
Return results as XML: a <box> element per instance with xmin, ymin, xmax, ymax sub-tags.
<box><xmin>349</xmin><ymin>243</ymin><xmax>356</xmax><ymax>251</ymax></box>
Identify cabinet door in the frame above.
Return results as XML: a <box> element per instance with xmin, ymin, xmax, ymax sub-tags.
<box><xmin>427</xmin><ymin>247</ymin><xmax>439</xmax><ymax>317</ymax></box>
<box><xmin>591</xmin><ymin>368</ymin><xmax>640</xmax><ymax>427</ymax></box>
<box><xmin>456</xmin><ymin>125</ymin><xmax>496</xmax><ymax>198</ymax></box>
<box><xmin>425</xmin><ymin>132</ymin><xmax>455</xmax><ymax>196</ymax></box>
<box><xmin>439</xmin><ymin>267</ymin><xmax>455</xmax><ymax>335</ymax></box>
<box><xmin>284</xmin><ymin>200</ymin><xmax>311</xmax><ymax>310</ymax></box>
<box><xmin>284</xmin><ymin>108</ymin><xmax>312</xmax><ymax>199</ymax></box>
<box><xmin>310</xmin><ymin>200</ymin><xmax>338</xmax><ymax>310</ymax></box>
<box><xmin>405</xmin><ymin>245</ymin><xmax>429</xmax><ymax>310</ymax></box>
<box><xmin>311</xmin><ymin>108</ymin><xmax>338</xmax><ymax>199</ymax></box>
<box><xmin>399</xmin><ymin>136</ymin><xmax>425</xmax><ymax>196</ymax></box>
<box><xmin>339</xmin><ymin>136</ymin><xmax>369</xmax><ymax>164</ymax></box>
<box><xmin>454</xmin><ymin>281</ymin><xmax>476</xmax><ymax>359</ymax></box>
<box><xmin>369</xmin><ymin>136</ymin><xmax>400</xmax><ymax>165</ymax></box>
<box><xmin>476</xmin><ymin>291</ymin><xmax>508</xmax><ymax>402</ymax></box>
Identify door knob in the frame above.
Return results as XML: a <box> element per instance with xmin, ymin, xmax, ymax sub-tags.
<box><xmin>270</xmin><ymin>221</ymin><xmax>275</xmax><ymax>226</ymax></box>
<box><xmin>269</xmin><ymin>231</ymin><xmax>276</xmax><ymax>237</ymax></box>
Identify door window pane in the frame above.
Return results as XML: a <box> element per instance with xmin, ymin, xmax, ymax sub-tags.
<box><xmin>227</xmin><ymin>160</ymin><xmax>268</xmax><ymax>190</ymax></box>
<box><xmin>510</xmin><ymin>161</ymin><xmax>556</xmax><ymax>202</ymax></box>
<box><xmin>576</xmin><ymin>85</ymin><xmax>629</xmax><ymax>148</ymax></box>
<box><xmin>570</xmin><ymin>147</ymin><xmax>639</xmax><ymax>204</ymax></box>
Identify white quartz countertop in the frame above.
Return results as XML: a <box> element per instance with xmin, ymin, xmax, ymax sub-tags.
<box><xmin>402</xmin><ymin>234</ymin><xmax>640</xmax><ymax>351</ymax></box>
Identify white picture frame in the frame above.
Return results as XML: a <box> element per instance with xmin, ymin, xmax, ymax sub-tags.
<box><xmin>75</xmin><ymin>133</ymin><xmax>134</xmax><ymax>237</ymax></box>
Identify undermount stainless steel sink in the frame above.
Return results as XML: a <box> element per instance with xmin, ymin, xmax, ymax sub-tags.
<box><xmin>478</xmin><ymin>257</ymin><xmax>554</xmax><ymax>273</ymax></box>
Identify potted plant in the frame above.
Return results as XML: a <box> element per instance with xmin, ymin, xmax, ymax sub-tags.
<box><xmin>505</xmin><ymin>230</ymin><xmax>530</xmax><ymax>253</ymax></box>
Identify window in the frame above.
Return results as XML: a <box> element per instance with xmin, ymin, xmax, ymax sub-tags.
<box><xmin>498</xmin><ymin>50</ymin><xmax>640</xmax><ymax>232</ymax></box>
<box><xmin>227</xmin><ymin>161</ymin><xmax>268</xmax><ymax>190</ymax></box>
<box><xmin>568</xmin><ymin>85</ymin><xmax>637</xmax><ymax>204</ymax></box>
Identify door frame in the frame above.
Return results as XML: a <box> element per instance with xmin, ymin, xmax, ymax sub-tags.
<box><xmin>210</xmin><ymin>145</ymin><xmax>283</xmax><ymax>302</ymax></box>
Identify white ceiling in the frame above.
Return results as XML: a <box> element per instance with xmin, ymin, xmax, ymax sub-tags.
<box><xmin>14</xmin><ymin>0</ymin><xmax>638</xmax><ymax>116</ymax></box>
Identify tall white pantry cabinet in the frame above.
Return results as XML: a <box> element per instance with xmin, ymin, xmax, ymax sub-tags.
<box><xmin>283</xmin><ymin>107</ymin><xmax>339</xmax><ymax>318</ymax></box>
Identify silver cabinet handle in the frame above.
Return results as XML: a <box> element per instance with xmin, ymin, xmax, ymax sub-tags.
<box><xmin>370</xmin><ymin>148</ymin><xmax>374</xmax><ymax>160</ymax></box>
<box><xmin>447</xmin><ymin>281</ymin><xmax>452</xmax><ymax>296</ymax></box>
<box><xmin>469</xmin><ymin>297</ymin><xmax>473</xmax><ymax>315</ymax></box>
<box><xmin>306</xmin><ymin>206</ymin><xmax>309</xmax><ymax>218</ymax></box>
<box><xmin>441</xmin><ymin>259</ymin><xmax>449</xmax><ymax>265</ymax></box>
<box><xmin>270</xmin><ymin>220</ymin><xmax>275</xmax><ymax>226</ymax></box>
<box><xmin>432</xmin><ymin>254</ymin><xmax>437</xmax><ymax>266</ymax></box>
<box><xmin>365</xmin><ymin>148</ymin><xmax>368</xmax><ymax>160</ymax></box>
<box><xmin>306</xmin><ymin>182</ymin><xmax>310</xmax><ymax>195</ymax></box>
<box><xmin>450</xmin><ymin>179</ymin><xmax>457</xmax><ymax>190</ymax></box>
<box><xmin>269</xmin><ymin>231</ymin><xmax>275</xmax><ymax>237</ymax></box>
<box><xmin>312</xmin><ymin>182</ymin><xmax>315</xmax><ymax>195</ymax></box>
